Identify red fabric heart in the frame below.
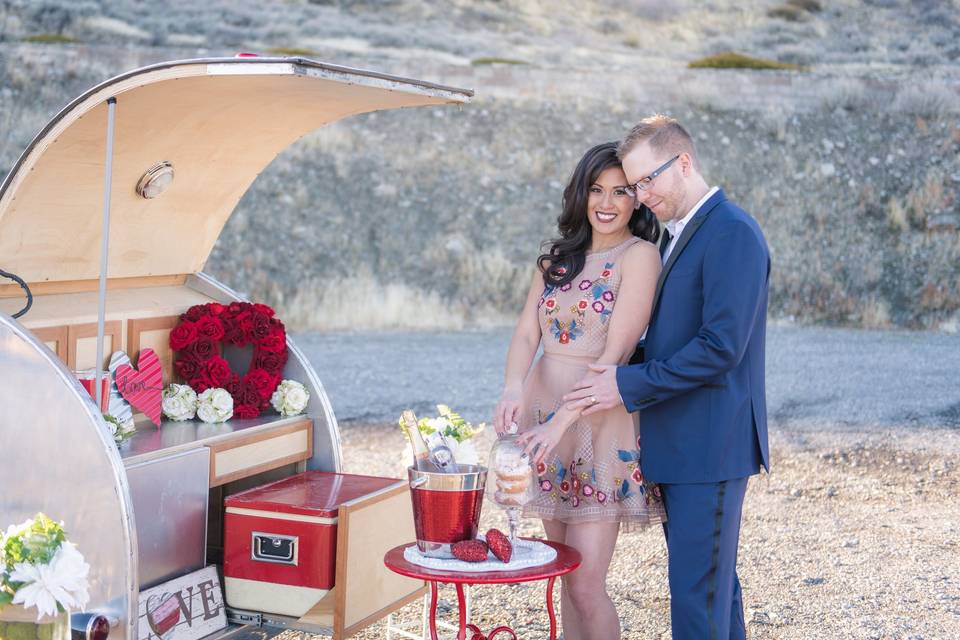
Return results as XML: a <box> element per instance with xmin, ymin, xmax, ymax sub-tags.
<box><xmin>115</xmin><ymin>348</ymin><xmax>163</xmax><ymax>426</ymax></box>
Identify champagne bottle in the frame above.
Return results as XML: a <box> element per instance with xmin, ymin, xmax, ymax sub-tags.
<box><xmin>401</xmin><ymin>410</ymin><xmax>439</xmax><ymax>472</ymax></box>
<box><xmin>426</xmin><ymin>431</ymin><xmax>457</xmax><ymax>473</ymax></box>
<box><xmin>400</xmin><ymin>409</ymin><xmax>457</xmax><ymax>473</ymax></box>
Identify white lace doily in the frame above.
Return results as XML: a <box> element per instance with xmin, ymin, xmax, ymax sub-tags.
<box><xmin>403</xmin><ymin>537</ymin><xmax>557</xmax><ymax>572</ymax></box>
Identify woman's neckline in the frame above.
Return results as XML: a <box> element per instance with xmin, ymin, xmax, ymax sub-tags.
<box><xmin>586</xmin><ymin>235</ymin><xmax>637</xmax><ymax>256</ymax></box>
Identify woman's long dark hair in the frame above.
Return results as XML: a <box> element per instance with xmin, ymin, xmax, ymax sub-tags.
<box><xmin>537</xmin><ymin>142</ymin><xmax>660</xmax><ymax>287</ymax></box>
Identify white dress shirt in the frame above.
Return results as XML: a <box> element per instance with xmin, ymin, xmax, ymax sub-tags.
<box><xmin>662</xmin><ymin>186</ymin><xmax>719</xmax><ymax>264</ymax></box>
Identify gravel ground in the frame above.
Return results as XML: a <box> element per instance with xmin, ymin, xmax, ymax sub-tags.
<box><xmin>332</xmin><ymin>421</ymin><xmax>960</xmax><ymax>639</ymax></box>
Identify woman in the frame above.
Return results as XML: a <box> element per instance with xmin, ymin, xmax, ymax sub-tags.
<box><xmin>494</xmin><ymin>142</ymin><xmax>665</xmax><ymax>639</ymax></box>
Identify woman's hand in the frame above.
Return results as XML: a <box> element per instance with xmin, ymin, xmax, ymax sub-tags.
<box><xmin>516</xmin><ymin>405</ymin><xmax>578</xmax><ymax>467</ymax></box>
<box><xmin>494</xmin><ymin>386</ymin><xmax>522</xmax><ymax>435</ymax></box>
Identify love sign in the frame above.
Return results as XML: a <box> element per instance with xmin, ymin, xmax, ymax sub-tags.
<box><xmin>115</xmin><ymin>348</ymin><xmax>163</xmax><ymax>426</ymax></box>
<box><xmin>137</xmin><ymin>566</ymin><xmax>226</xmax><ymax>640</ymax></box>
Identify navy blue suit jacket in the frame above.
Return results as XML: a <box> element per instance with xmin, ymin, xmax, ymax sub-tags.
<box><xmin>616</xmin><ymin>189</ymin><xmax>770</xmax><ymax>484</ymax></box>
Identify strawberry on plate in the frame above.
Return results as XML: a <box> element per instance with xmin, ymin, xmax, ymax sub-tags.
<box><xmin>452</xmin><ymin>539</ymin><xmax>489</xmax><ymax>562</ymax></box>
<box><xmin>485</xmin><ymin>528</ymin><xmax>513</xmax><ymax>563</ymax></box>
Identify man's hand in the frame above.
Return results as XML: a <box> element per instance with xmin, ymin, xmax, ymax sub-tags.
<box><xmin>563</xmin><ymin>364</ymin><xmax>623</xmax><ymax>416</ymax></box>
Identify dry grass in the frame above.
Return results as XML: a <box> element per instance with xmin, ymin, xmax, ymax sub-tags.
<box><xmin>22</xmin><ymin>33</ymin><xmax>76</xmax><ymax>44</ymax></box>
<box><xmin>266</xmin><ymin>46</ymin><xmax>320</xmax><ymax>58</ymax></box>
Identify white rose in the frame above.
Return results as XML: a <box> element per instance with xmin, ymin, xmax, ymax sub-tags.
<box><xmin>162</xmin><ymin>383</ymin><xmax>197</xmax><ymax>421</ymax></box>
<box><xmin>197</xmin><ymin>387</ymin><xmax>233</xmax><ymax>423</ymax></box>
<box><xmin>271</xmin><ymin>380</ymin><xmax>309</xmax><ymax>417</ymax></box>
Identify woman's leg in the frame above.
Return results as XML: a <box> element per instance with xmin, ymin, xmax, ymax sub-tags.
<box><xmin>560</xmin><ymin>520</ymin><xmax>622</xmax><ymax>640</ymax></box>
<box><xmin>542</xmin><ymin>519</ymin><xmax>583</xmax><ymax>639</ymax></box>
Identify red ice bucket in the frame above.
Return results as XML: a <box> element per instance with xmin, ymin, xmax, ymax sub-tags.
<box><xmin>408</xmin><ymin>464</ymin><xmax>487</xmax><ymax>558</ymax></box>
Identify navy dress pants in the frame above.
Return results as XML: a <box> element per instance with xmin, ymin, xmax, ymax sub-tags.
<box><xmin>661</xmin><ymin>477</ymin><xmax>749</xmax><ymax>640</ymax></box>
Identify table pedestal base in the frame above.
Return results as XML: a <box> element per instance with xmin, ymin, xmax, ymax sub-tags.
<box><xmin>427</xmin><ymin>577</ymin><xmax>558</xmax><ymax>640</ymax></box>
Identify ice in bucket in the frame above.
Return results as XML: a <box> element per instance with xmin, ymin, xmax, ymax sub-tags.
<box><xmin>408</xmin><ymin>464</ymin><xmax>487</xmax><ymax>558</ymax></box>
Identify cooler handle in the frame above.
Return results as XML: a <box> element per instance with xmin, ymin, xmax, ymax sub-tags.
<box><xmin>251</xmin><ymin>532</ymin><xmax>298</xmax><ymax>565</ymax></box>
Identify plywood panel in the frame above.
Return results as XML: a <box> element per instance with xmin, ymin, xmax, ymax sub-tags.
<box><xmin>128</xmin><ymin>315</ymin><xmax>179</xmax><ymax>384</ymax></box>
<box><xmin>68</xmin><ymin>320</ymin><xmax>121</xmax><ymax>370</ymax></box>
<box><xmin>208</xmin><ymin>419</ymin><xmax>312</xmax><ymax>487</ymax></box>
<box><xmin>32</xmin><ymin>325</ymin><xmax>69</xmax><ymax>363</ymax></box>
<box><xmin>335</xmin><ymin>483</ymin><xmax>426</xmax><ymax>637</ymax></box>
<box><xmin>0</xmin><ymin>62</ymin><xmax>468</xmax><ymax>285</ymax></box>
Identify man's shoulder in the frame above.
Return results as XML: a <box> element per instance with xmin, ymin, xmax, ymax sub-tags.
<box><xmin>707</xmin><ymin>197</ymin><xmax>765</xmax><ymax>237</ymax></box>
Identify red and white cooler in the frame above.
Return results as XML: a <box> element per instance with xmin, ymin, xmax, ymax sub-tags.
<box><xmin>223</xmin><ymin>471</ymin><xmax>402</xmax><ymax>617</ymax></box>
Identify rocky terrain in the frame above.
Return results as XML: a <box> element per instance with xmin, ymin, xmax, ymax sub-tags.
<box><xmin>332</xmin><ymin>422</ymin><xmax>960</xmax><ymax>639</ymax></box>
<box><xmin>0</xmin><ymin>0</ymin><xmax>957</xmax><ymax>331</ymax></box>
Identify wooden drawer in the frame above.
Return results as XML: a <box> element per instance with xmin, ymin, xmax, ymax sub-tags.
<box><xmin>208</xmin><ymin>419</ymin><xmax>312</xmax><ymax>487</ymax></box>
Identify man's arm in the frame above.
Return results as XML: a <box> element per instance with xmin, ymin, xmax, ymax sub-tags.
<box><xmin>616</xmin><ymin>220</ymin><xmax>769</xmax><ymax>412</ymax></box>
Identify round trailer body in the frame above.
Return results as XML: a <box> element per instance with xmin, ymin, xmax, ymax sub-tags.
<box><xmin>0</xmin><ymin>57</ymin><xmax>471</xmax><ymax>639</ymax></box>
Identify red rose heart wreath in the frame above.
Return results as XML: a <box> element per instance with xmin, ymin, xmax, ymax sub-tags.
<box><xmin>169</xmin><ymin>301</ymin><xmax>288</xmax><ymax>419</ymax></box>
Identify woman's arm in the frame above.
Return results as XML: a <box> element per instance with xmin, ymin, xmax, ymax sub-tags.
<box><xmin>494</xmin><ymin>267</ymin><xmax>545</xmax><ymax>434</ymax></box>
<box><xmin>597</xmin><ymin>241</ymin><xmax>662</xmax><ymax>366</ymax></box>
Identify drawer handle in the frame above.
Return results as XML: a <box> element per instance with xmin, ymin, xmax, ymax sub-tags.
<box><xmin>251</xmin><ymin>532</ymin><xmax>298</xmax><ymax>565</ymax></box>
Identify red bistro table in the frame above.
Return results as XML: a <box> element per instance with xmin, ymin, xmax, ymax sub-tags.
<box><xmin>384</xmin><ymin>539</ymin><xmax>581</xmax><ymax>640</ymax></box>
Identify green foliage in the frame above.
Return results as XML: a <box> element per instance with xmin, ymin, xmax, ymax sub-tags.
<box><xmin>471</xmin><ymin>57</ymin><xmax>528</xmax><ymax>66</ymax></box>
<box><xmin>688</xmin><ymin>51</ymin><xmax>804</xmax><ymax>71</ymax></box>
<box><xmin>266</xmin><ymin>47</ymin><xmax>319</xmax><ymax>58</ymax></box>
<box><xmin>1</xmin><ymin>515</ymin><xmax>66</xmax><ymax>573</ymax></box>
<box><xmin>22</xmin><ymin>34</ymin><xmax>77</xmax><ymax>44</ymax></box>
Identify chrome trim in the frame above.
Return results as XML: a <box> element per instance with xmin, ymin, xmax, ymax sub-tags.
<box><xmin>407</xmin><ymin>465</ymin><xmax>488</xmax><ymax>492</ymax></box>
<box><xmin>251</xmin><ymin>532</ymin><xmax>298</xmax><ymax>566</ymax></box>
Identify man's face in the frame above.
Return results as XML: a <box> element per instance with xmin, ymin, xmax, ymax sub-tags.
<box><xmin>621</xmin><ymin>143</ymin><xmax>686</xmax><ymax>224</ymax></box>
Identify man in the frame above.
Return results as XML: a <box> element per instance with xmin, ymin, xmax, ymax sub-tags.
<box><xmin>564</xmin><ymin>114</ymin><xmax>770</xmax><ymax>639</ymax></box>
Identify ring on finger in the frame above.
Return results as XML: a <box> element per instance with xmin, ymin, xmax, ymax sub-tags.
<box><xmin>590</xmin><ymin>395</ymin><xmax>598</xmax><ymax>404</ymax></box>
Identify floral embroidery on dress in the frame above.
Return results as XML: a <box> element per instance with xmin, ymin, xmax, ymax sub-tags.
<box><xmin>536</xmin><ymin>451</ymin><xmax>661</xmax><ymax>509</ymax></box>
<box><xmin>549</xmin><ymin>318</ymin><xmax>583</xmax><ymax>344</ymax></box>
<box><xmin>569</xmin><ymin>262</ymin><xmax>616</xmax><ymax>324</ymax></box>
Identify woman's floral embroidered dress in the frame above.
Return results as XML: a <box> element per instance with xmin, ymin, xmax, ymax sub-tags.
<box><xmin>523</xmin><ymin>237</ymin><xmax>666</xmax><ymax>530</ymax></box>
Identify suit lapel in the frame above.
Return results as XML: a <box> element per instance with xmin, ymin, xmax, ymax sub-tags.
<box><xmin>650</xmin><ymin>189</ymin><xmax>726</xmax><ymax>315</ymax></box>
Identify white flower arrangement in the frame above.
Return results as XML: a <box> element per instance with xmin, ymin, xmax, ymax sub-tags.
<box><xmin>400</xmin><ymin>405</ymin><xmax>485</xmax><ymax>466</ymax></box>
<box><xmin>0</xmin><ymin>514</ymin><xmax>90</xmax><ymax>621</ymax></box>
<box><xmin>270</xmin><ymin>380</ymin><xmax>310</xmax><ymax>417</ymax></box>
<box><xmin>102</xmin><ymin>414</ymin><xmax>136</xmax><ymax>444</ymax></box>
<box><xmin>161</xmin><ymin>383</ymin><xmax>198</xmax><ymax>422</ymax></box>
<box><xmin>196</xmin><ymin>388</ymin><xmax>234</xmax><ymax>423</ymax></box>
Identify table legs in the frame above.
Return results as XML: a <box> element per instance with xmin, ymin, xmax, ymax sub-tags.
<box><xmin>426</xmin><ymin>578</ymin><xmax>558</xmax><ymax>640</ymax></box>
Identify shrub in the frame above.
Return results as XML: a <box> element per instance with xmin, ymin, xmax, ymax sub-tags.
<box><xmin>787</xmin><ymin>0</ymin><xmax>823</xmax><ymax>11</ymax></box>
<box><xmin>22</xmin><ymin>33</ymin><xmax>77</xmax><ymax>44</ymax></box>
<box><xmin>688</xmin><ymin>51</ymin><xmax>803</xmax><ymax>71</ymax></box>
<box><xmin>267</xmin><ymin>46</ymin><xmax>320</xmax><ymax>57</ymax></box>
<box><xmin>471</xmin><ymin>57</ymin><xmax>528</xmax><ymax>66</ymax></box>
<box><xmin>768</xmin><ymin>6</ymin><xmax>807</xmax><ymax>22</ymax></box>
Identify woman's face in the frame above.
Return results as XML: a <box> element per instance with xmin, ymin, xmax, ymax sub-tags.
<box><xmin>586</xmin><ymin>166</ymin><xmax>636</xmax><ymax>239</ymax></box>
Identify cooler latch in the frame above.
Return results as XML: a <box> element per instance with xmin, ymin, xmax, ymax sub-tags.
<box><xmin>251</xmin><ymin>532</ymin><xmax>298</xmax><ymax>565</ymax></box>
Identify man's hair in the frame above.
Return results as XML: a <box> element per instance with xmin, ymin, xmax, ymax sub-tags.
<box><xmin>617</xmin><ymin>114</ymin><xmax>700</xmax><ymax>171</ymax></box>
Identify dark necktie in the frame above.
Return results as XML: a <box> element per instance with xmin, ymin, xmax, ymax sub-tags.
<box><xmin>659</xmin><ymin>229</ymin><xmax>672</xmax><ymax>259</ymax></box>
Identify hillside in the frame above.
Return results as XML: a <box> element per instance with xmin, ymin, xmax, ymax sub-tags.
<box><xmin>0</xmin><ymin>0</ymin><xmax>958</xmax><ymax>330</ymax></box>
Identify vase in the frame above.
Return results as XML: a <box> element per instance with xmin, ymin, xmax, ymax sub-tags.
<box><xmin>0</xmin><ymin>605</ymin><xmax>70</xmax><ymax>640</ymax></box>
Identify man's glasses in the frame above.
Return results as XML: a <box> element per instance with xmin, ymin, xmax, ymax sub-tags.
<box><xmin>625</xmin><ymin>154</ymin><xmax>680</xmax><ymax>196</ymax></box>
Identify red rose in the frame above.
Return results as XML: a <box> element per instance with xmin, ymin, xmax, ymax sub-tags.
<box><xmin>234</xmin><ymin>404</ymin><xmax>261</xmax><ymax>419</ymax></box>
<box><xmin>186</xmin><ymin>336</ymin><xmax>217</xmax><ymax>362</ymax></box>
<box><xmin>227</xmin><ymin>302</ymin><xmax>245</xmax><ymax>315</ymax></box>
<box><xmin>224</xmin><ymin>373</ymin><xmax>242</xmax><ymax>397</ymax></box>
<box><xmin>169</xmin><ymin>322</ymin><xmax>198</xmax><ymax>351</ymax></box>
<box><xmin>223</xmin><ymin>322</ymin><xmax>246</xmax><ymax>345</ymax></box>
<box><xmin>243</xmin><ymin>368</ymin><xmax>277</xmax><ymax>401</ymax></box>
<box><xmin>252</xmin><ymin>303</ymin><xmax>275</xmax><ymax>318</ymax></box>
<box><xmin>183</xmin><ymin>304</ymin><xmax>211</xmax><ymax>322</ymax></box>
<box><xmin>174</xmin><ymin>356</ymin><xmax>202</xmax><ymax>381</ymax></box>
<box><xmin>193</xmin><ymin>378</ymin><xmax>213</xmax><ymax>393</ymax></box>
<box><xmin>251</xmin><ymin>313</ymin><xmax>272</xmax><ymax>340</ymax></box>
<box><xmin>195</xmin><ymin>315</ymin><xmax>225</xmax><ymax>341</ymax></box>
<box><xmin>253</xmin><ymin>350</ymin><xmax>286</xmax><ymax>374</ymax></box>
<box><xmin>238</xmin><ymin>381</ymin><xmax>262</xmax><ymax>408</ymax></box>
<box><xmin>207</xmin><ymin>302</ymin><xmax>225</xmax><ymax>316</ymax></box>
<box><xmin>258</xmin><ymin>326</ymin><xmax>286</xmax><ymax>353</ymax></box>
<box><xmin>205</xmin><ymin>356</ymin><xmax>231</xmax><ymax>387</ymax></box>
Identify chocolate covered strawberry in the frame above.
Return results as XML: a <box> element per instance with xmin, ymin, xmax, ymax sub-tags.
<box><xmin>485</xmin><ymin>528</ymin><xmax>512</xmax><ymax>563</ymax></box>
<box><xmin>452</xmin><ymin>539</ymin><xmax>489</xmax><ymax>562</ymax></box>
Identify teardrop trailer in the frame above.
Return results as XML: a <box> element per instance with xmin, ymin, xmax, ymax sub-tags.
<box><xmin>0</xmin><ymin>57</ymin><xmax>472</xmax><ymax>640</ymax></box>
